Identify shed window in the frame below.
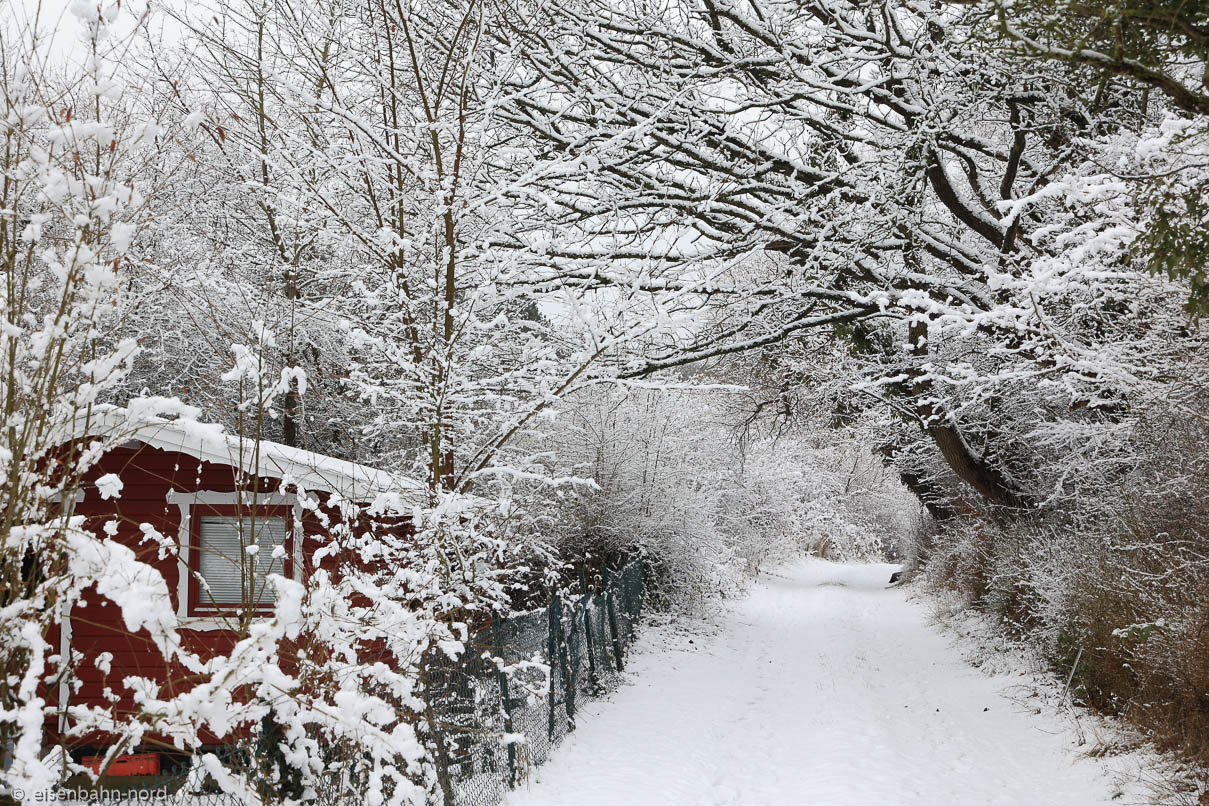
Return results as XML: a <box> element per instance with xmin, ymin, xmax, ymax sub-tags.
<box><xmin>195</xmin><ymin>514</ymin><xmax>289</xmax><ymax>610</ymax></box>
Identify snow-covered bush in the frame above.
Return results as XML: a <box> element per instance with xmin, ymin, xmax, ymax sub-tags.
<box><xmin>530</xmin><ymin>388</ymin><xmax>919</xmax><ymax>612</ymax></box>
<box><xmin>0</xmin><ymin>5</ymin><xmax>196</xmax><ymax>792</ymax></box>
<box><xmin>914</xmin><ymin>394</ymin><xmax>1209</xmax><ymax>764</ymax></box>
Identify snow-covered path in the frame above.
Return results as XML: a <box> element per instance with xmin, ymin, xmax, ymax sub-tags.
<box><xmin>507</xmin><ymin>560</ymin><xmax>1122</xmax><ymax>806</ymax></box>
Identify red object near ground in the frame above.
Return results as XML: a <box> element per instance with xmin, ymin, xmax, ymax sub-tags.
<box><xmin>81</xmin><ymin>753</ymin><xmax>161</xmax><ymax>777</ymax></box>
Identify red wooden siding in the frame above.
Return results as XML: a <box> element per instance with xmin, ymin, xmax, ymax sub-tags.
<box><xmin>55</xmin><ymin>443</ymin><xmax>324</xmax><ymax>749</ymax></box>
<box><xmin>40</xmin><ymin>439</ymin><xmax>417</xmax><ymax>754</ymax></box>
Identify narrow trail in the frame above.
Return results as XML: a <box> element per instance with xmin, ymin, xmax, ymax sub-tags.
<box><xmin>506</xmin><ymin>560</ymin><xmax>1124</xmax><ymax>806</ymax></box>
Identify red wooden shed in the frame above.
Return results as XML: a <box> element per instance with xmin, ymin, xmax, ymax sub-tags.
<box><xmin>48</xmin><ymin>405</ymin><xmax>430</xmax><ymax>763</ymax></box>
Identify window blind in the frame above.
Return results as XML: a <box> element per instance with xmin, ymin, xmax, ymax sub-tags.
<box><xmin>196</xmin><ymin>515</ymin><xmax>288</xmax><ymax>608</ymax></box>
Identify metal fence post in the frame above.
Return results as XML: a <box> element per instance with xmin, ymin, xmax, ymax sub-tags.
<box><xmin>491</xmin><ymin>614</ymin><xmax>517</xmax><ymax>788</ymax></box>
<box><xmin>420</xmin><ymin>680</ymin><xmax>457</xmax><ymax>806</ymax></box>
<box><xmin>580</xmin><ymin>570</ymin><xmax>599</xmax><ymax>690</ymax></box>
<box><xmin>546</xmin><ymin>595</ymin><xmax>559</xmax><ymax>741</ymax></box>
<box><xmin>555</xmin><ymin>592</ymin><xmax>576</xmax><ymax>726</ymax></box>
<box><xmin>603</xmin><ymin>564</ymin><xmax>624</xmax><ymax>671</ymax></box>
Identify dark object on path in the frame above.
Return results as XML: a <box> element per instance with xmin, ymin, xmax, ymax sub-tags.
<box><xmin>889</xmin><ymin>571</ymin><xmax>903</xmax><ymax>585</ymax></box>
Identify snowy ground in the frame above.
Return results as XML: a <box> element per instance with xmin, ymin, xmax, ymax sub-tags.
<box><xmin>506</xmin><ymin>559</ymin><xmax>1161</xmax><ymax>806</ymax></box>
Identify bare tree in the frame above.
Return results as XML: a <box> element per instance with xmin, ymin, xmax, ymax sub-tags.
<box><xmin>492</xmin><ymin>0</ymin><xmax>1155</xmax><ymax>511</ymax></box>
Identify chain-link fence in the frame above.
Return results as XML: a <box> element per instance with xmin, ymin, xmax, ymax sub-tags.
<box><xmin>64</xmin><ymin>561</ymin><xmax>645</xmax><ymax>806</ymax></box>
<box><xmin>426</xmin><ymin>560</ymin><xmax>645</xmax><ymax>806</ymax></box>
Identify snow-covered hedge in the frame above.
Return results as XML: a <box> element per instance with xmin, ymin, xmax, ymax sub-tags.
<box><xmin>527</xmin><ymin>389</ymin><xmax>919</xmax><ymax>613</ymax></box>
<box><xmin>913</xmin><ymin>403</ymin><xmax>1209</xmax><ymax>767</ymax></box>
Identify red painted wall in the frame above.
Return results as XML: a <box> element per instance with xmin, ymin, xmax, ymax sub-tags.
<box><xmin>56</xmin><ymin>443</ymin><xmax>328</xmax><ymax>750</ymax></box>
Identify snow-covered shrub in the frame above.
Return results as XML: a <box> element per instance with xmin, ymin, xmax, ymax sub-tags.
<box><xmin>0</xmin><ymin>6</ymin><xmax>198</xmax><ymax>792</ymax></box>
<box><xmin>530</xmin><ymin>388</ymin><xmax>919</xmax><ymax>612</ymax></box>
<box><xmin>529</xmin><ymin>389</ymin><xmax>757</xmax><ymax>610</ymax></box>
<box><xmin>155</xmin><ymin>500</ymin><xmax>529</xmax><ymax>806</ymax></box>
<box><xmin>914</xmin><ymin>395</ymin><xmax>1209</xmax><ymax>765</ymax></box>
<box><xmin>792</xmin><ymin>443</ymin><xmax>919</xmax><ymax>563</ymax></box>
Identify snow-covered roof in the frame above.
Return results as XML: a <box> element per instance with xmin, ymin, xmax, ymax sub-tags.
<box><xmin>71</xmin><ymin>404</ymin><xmax>430</xmax><ymax>505</ymax></box>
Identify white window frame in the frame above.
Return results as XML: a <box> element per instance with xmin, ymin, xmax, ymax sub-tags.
<box><xmin>167</xmin><ymin>490</ymin><xmax>304</xmax><ymax>630</ymax></box>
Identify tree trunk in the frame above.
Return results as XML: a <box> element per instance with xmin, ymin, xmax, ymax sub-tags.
<box><xmin>876</xmin><ymin>440</ymin><xmax>956</xmax><ymax>521</ymax></box>
<box><xmin>908</xmin><ymin>321</ymin><xmax>1027</xmax><ymax>511</ymax></box>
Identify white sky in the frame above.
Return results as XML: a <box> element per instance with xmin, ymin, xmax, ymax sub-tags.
<box><xmin>5</xmin><ymin>0</ymin><xmax>166</xmax><ymax>66</ymax></box>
